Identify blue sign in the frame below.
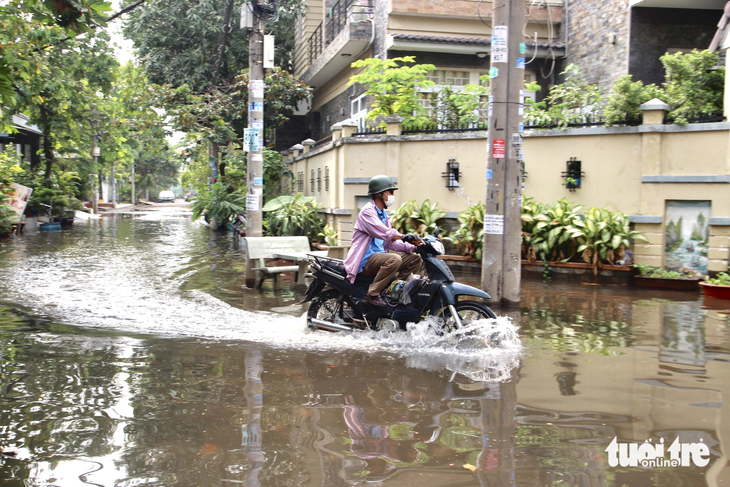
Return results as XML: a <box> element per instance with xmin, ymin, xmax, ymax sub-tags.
<box><xmin>486</xmin><ymin>169</ymin><xmax>493</xmax><ymax>180</ymax></box>
<box><xmin>249</xmin><ymin>102</ymin><xmax>263</xmax><ymax>112</ymax></box>
<box><xmin>253</xmin><ymin>177</ymin><xmax>264</xmax><ymax>186</ymax></box>
<box><xmin>516</xmin><ymin>57</ymin><xmax>525</xmax><ymax>69</ymax></box>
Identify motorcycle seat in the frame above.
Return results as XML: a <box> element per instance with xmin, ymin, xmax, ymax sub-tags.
<box><xmin>321</xmin><ymin>258</ymin><xmax>346</xmax><ymax>277</ymax></box>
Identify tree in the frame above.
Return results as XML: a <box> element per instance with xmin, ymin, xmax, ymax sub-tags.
<box><xmin>349</xmin><ymin>56</ymin><xmax>436</xmax><ymax>129</ymax></box>
<box><xmin>123</xmin><ymin>0</ymin><xmax>309</xmax><ymax>196</ymax></box>
<box><xmin>661</xmin><ymin>49</ymin><xmax>725</xmax><ymax>124</ymax></box>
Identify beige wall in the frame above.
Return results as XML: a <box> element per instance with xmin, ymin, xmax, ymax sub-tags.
<box><xmin>522</xmin><ymin>132</ymin><xmax>644</xmax><ymax>215</ymax></box>
<box><xmin>284</xmin><ymin>122</ymin><xmax>730</xmax><ymax>270</ymax></box>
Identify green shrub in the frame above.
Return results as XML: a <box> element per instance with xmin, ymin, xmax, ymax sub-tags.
<box><xmin>262</xmin><ymin>193</ymin><xmax>324</xmax><ymax>242</ymax></box>
<box><xmin>190</xmin><ymin>182</ymin><xmax>246</xmax><ymax>226</ymax></box>
<box><xmin>444</xmin><ymin>202</ymin><xmax>485</xmax><ymax>260</ymax></box>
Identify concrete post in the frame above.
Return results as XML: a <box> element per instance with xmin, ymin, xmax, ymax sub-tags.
<box><xmin>384</xmin><ymin>115</ymin><xmax>404</xmax><ymax>136</ymax></box>
<box><xmin>482</xmin><ymin>0</ymin><xmax>525</xmax><ymax>307</ymax></box>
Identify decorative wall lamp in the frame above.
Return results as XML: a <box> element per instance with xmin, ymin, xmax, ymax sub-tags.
<box><xmin>442</xmin><ymin>159</ymin><xmax>462</xmax><ymax>190</ymax></box>
<box><xmin>561</xmin><ymin>157</ymin><xmax>584</xmax><ymax>192</ymax></box>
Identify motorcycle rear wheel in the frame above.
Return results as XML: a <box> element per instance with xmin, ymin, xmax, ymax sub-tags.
<box><xmin>307</xmin><ymin>290</ymin><xmax>364</xmax><ymax>332</ymax></box>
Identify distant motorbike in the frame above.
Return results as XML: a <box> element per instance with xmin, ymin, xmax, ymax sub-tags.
<box><xmin>301</xmin><ymin>229</ymin><xmax>497</xmax><ymax>334</ymax></box>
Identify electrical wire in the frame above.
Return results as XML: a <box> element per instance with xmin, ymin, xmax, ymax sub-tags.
<box><xmin>477</xmin><ymin>0</ymin><xmax>492</xmax><ymax>33</ymax></box>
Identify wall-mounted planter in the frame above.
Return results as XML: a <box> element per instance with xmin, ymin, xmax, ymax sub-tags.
<box><xmin>634</xmin><ymin>275</ymin><xmax>701</xmax><ymax>291</ymax></box>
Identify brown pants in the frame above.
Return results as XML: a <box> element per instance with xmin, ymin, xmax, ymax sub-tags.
<box><xmin>361</xmin><ymin>252</ymin><xmax>423</xmax><ymax>296</ymax></box>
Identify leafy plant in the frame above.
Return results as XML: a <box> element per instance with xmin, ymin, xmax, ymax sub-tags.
<box><xmin>390</xmin><ymin>200</ymin><xmax>419</xmax><ymax>235</ymax></box>
<box><xmin>661</xmin><ymin>49</ymin><xmax>725</xmax><ymax>124</ymax></box>
<box><xmin>524</xmin><ymin>64</ymin><xmax>602</xmax><ymax>129</ymax></box>
<box><xmin>190</xmin><ymin>182</ymin><xmax>246</xmax><ymax>227</ymax></box>
<box><xmin>573</xmin><ymin>207</ymin><xmax>648</xmax><ymax>281</ymax></box>
<box><xmin>444</xmin><ymin>202</ymin><xmax>485</xmax><ymax>261</ymax></box>
<box><xmin>389</xmin><ymin>199</ymin><xmax>445</xmax><ymax>236</ymax></box>
<box><xmin>705</xmin><ymin>272</ymin><xmax>730</xmax><ymax>286</ymax></box>
<box><xmin>521</xmin><ymin>197</ymin><xmax>583</xmax><ymax>263</ymax></box>
<box><xmin>604</xmin><ymin>75</ymin><xmax>665</xmax><ymax>126</ymax></box>
<box><xmin>348</xmin><ymin>56</ymin><xmax>436</xmax><ymax>129</ymax></box>
<box><xmin>262</xmin><ymin>193</ymin><xmax>324</xmax><ymax>242</ymax></box>
<box><xmin>635</xmin><ymin>265</ymin><xmax>686</xmax><ymax>279</ymax></box>
<box><xmin>319</xmin><ymin>224</ymin><xmax>338</xmax><ymax>247</ymax></box>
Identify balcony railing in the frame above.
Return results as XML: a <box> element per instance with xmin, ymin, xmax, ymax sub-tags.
<box><xmin>306</xmin><ymin>0</ymin><xmax>373</xmax><ymax>68</ymax></box>
<box><xmin>308</xmin><ymin>23</ymin><xmax>323</xmax><ymax>67</ymax></box>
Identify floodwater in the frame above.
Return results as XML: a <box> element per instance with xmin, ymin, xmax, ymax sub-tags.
<box><xmin>0</xmin><ymin>212</ymin><xmax>729</xmax><ymax>487</ymax></box>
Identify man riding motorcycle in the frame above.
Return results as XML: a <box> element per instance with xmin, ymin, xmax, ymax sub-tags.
<box><xmin>343</xmin><ymin>175</ymin><xmax>423</xmax><ymax>307</ymax></box>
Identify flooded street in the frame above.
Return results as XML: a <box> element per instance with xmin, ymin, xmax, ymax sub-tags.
<box><xmin>0</xmin><ymin>211</ymin><xmax>729</xmax><ymax>486</ymax></box>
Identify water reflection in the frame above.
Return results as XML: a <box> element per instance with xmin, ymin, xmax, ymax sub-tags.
<box><xmin>0</xmin><ymin>215</ymin><xmax>728</xmax><ymax>486</ymax></box>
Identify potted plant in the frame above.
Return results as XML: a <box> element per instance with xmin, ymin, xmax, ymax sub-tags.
<box><xmin>634</xmin><ymin>264</ymin><xmax>702</xmax><ymax>291</ymax></box>
<box><xmin>700</xmin><ymin>272</ymin><xmax>730</xmax><ymax>299</ymax></box>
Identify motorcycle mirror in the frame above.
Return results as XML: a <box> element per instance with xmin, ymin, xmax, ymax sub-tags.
<box><xmin>433</xmin><ymin>227</ymin><xmax>440</xmax><ymax>238</ymax></box>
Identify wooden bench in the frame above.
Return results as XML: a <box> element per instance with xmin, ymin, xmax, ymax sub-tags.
<box><xmin>243</xmin><ymin>236</ymin><xmax>313</xmax><ymax>289</ymax></box>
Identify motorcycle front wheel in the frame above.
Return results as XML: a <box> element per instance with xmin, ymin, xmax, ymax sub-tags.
<box><xmin>307</xmin><ymin>290</ymin><xmax>364</xmax><ymax>332</ymax></box>
<box><xmin>438</xmin><ymin>300</ymin><xmax>497</xmax><ymax>333</ymax></box>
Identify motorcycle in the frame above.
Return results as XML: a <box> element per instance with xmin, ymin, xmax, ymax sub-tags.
<box><xmin>300</xmin><ymin>229</ymin><xmax>497</xmax><ymax>334</ymax></box>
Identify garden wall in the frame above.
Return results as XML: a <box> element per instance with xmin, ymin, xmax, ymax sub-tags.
<box><xmin>284</xmin><ymin>112</ymin><xmax>730</xmax><ymax>273</ymax></box>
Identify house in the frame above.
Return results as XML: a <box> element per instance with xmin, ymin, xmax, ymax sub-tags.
<box><xmin>291</xmin><ymin>0</ymin><xmax>726</xmax><ymax>142</ymax></box>
<box><xmin>0</xmin><ymin>114</ymin><xmax>42</xmax><ymax>168</ymax></box>
<box><xmin>293</xmin><ymin>0</ymin><xmax>565</xmax><ymax>141</ymax></box>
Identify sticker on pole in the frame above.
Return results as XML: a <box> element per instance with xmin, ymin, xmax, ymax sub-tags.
<box><xmin>491</xmin><ymin>26</ymin><xmax>508</xmax><ymax>64</ymax></box>
<box><xmin>246</xmin><ymin>194</ymin><xmax>259</xmax><ymax>211</ymax></box>
<box><xmin>484</xmin><ymin>214</ymin><xmax>504</xmax><ymax>235</ymax></box>
<box><xmin>492</xmin><ymin>139</ymin><xmax>506</xmax><ymax>159</ymax></box>
<box><xmin>244</xmin><ymin>128</ymin><xmax>259</xmax><ymax>152</ymax></box>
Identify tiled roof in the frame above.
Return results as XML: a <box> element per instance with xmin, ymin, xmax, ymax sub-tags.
<box><xmin>391</xmin><ymin>33</ymin><xmax>565</xmax><ymax>49</ymax></box>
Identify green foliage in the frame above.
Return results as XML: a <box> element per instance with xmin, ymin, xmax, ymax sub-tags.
<box><xmin>389</xmin><ymin>199</ymin><xmax>445</xmax><ymax>236</ymax></box>
<box><xmin>573</xmin><ymin>207</ymin><xmax>648</xmax><ymax>280</ymax></box>
<box><xmin>634</xmin><ymin>265</ymin><xmax>688</xmax><ymax>279</ymax></box>
<box><xmin>0</xmin><ymin>148</ymin><xmax>24</xmax><ymax>235</ymax></box>
<box><xmin>444</xmin><ymin>202</ymin><xmax>485</xmax><ymax>261</ymax></box>
<box><xmin>262</xmin><ymin>194</ymin><xmax>324</xmax><ymax>242</ymax></box>
<box><xmin>604</xmin><ymin>75</ymin><xmax>665</xmax><ymax>126</ymax></box>
<box><xmin>521</xmin><ymin>198</ymin><xmax>648</xmax><ymax>281</ymax></box>
<box><xmin>524</xmin><ymin>64</ymin><xmax>602</xmax><ymax>129</ymax></box>
<box><xmin>521</xmin><ymin>197</ymin><xmax>584</xmax><ymax>263</ymax></box>
<box><xmin>190</xmin><ymin>182</ymin><xmax>246</xmax><ymax>226</ymax></box>
<box><xmin>319</xmin><ymin>224</ymin><xmax>338</xmax><ymax>247</ymax></box>
<box><xmin>428</xmin><ymin>83</ymin><xmax>489</xmax><ymax>126</ymax></box>
<box><xmin>348</xmin><ymin>56</ymin><xmax>436</xmax><ymax>129</ymax></box>
<box><xmin>706</xmin><ymin>272</ymin><xmax>730</xmax><ymax>286</ymax></box>
<box><xmin>661</xmin><ymin>49</ymin><xmax>725</xmax><ymax>124</ymax></box>
<box><xmin>263</xmin><ymin>147</ymin><xmax>293</xmax><ymax>201</ymax></box>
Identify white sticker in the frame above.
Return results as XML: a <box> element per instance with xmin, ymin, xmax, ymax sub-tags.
<box><xmin>246</xmin><ymin>194</ymin><xmax>259</xmax><ymax>211</ymax></box>
<box><xmin>252</xmin><ymin>153</ymin><xmax>263</xmax><ymax>162</ymax></box>
<box><xmin>491</xmin><ymin>26</ymin><xmax>508</xmax><ymax>64</ymax></box>
<box><xmin>484</xmin><ymin>214</ymin><xmax>505</xmax><ymax>235</ymax></box>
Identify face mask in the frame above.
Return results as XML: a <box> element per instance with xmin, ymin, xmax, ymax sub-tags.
<box><xmin>385</xmin><ymin>194</ymin><xmax>395</xmax><ymax>208</ymax></box>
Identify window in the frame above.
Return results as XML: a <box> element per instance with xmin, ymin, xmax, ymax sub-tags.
<box><xmin>426</xmin><ymin>70</ymin><xmax>470</xmax><ymax>87</ymax></box>
<box><xmin>310</xmin><ymin>169</ymin><xmax>315</xmax><ymax>193</ymax></box>
<box><xmin>297</xmin><ymin>171</ymin><xmax>304</xmax><ymax>193</ymax></box>
<box><xmin>325</xmin><ymin>166</ymin><xmax>330</xmax><ymax>191</ymax></box>
<box><xmin>351</xmin><ymin>93</ymin><xmax>368</xmax><ymax>130</ymax></box>
<box><xmin>317</xmin><ymin>168</ymin><xmax>322</xmax><ymax>192</ymax></box>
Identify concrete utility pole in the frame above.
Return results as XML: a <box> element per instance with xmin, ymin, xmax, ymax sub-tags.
<box><xmin>246</xmin><ymin>10</ymin><xmax>264</xmax><ymax>238</ymax></box>
<box><xmin>482</xmin><ymin>0</ymin><xmax>526</xmax><ymax>307</ymax></box>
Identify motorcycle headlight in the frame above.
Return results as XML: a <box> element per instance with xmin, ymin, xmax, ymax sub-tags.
<box><xmin>430</xmin><ymin>239</ymin><xmax>445</xmax><ymax>255</ymax></box>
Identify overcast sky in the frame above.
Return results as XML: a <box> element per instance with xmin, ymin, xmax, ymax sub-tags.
<box><xmin>109</xmin><ymin>0</ymin><xmax>135</xmax><ymax>63</ymax></box>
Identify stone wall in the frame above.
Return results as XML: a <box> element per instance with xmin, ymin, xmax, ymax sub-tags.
<box><xmin>629</xmin><ymin>7</ymin><xmax>719</xmax><ymax>86</ymax></box>
<box><xmin>565</xmin><ymin>0</ymin><xmax>630</xmax><ymax>90</ymax></box>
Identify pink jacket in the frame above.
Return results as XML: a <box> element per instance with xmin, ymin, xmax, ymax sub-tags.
<box><xmin>344</xmin><ymin>200</ymin><xmax>415</xmax><ymax>283</ymax></box>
